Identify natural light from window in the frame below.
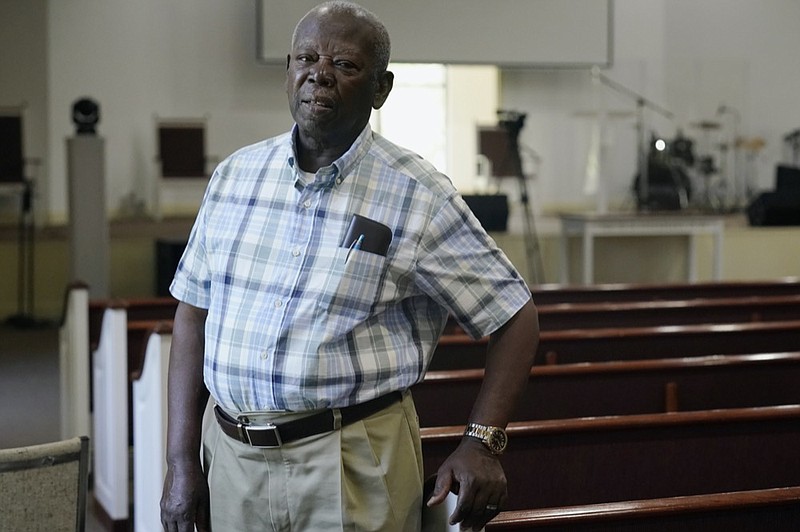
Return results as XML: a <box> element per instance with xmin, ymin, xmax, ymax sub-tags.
<box><xmin>372</xmin><ymin>63</ymin><xmax>499</xmax><ymax>192</ymax></box>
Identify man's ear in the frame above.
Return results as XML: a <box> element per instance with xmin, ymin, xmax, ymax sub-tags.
<box><xmin>372</xmin><ymin>71</ymin><xmax>394</xmax><ymax>110</ymax></box>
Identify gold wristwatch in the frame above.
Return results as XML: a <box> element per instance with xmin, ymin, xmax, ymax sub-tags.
<box><xmin>464</xmin><ymin>422</ymin><xmax>508</xmax><ymax>455</ymax></box>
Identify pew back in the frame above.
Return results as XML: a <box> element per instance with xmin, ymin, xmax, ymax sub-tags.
<box><xmin>536</xmin><ymin>294</ymin><xmax>800</xmax><ymax>330</ymax></box>
<box><xmin>529</xmin><ymin>278</ymin><xmax>800</xmax><ymax>305</ymax></box>
<box><xmin>431</xmin><ymin>320</ymin><xmax>800</xmax><ymax>370</ymax></box>
<box><xmin>421</xmin><ymin>405</ymin><xmax>800</xmax><ymax>511</ymax></box>
<box><xmin>486</xmin><ymin>486</ymin><xmax>800</xmax><ymax>531</ymax></box>
<box><xmin>413</xmin><ymin>352</ymin><xmax>800</xmax><ymax>426</ymax></box>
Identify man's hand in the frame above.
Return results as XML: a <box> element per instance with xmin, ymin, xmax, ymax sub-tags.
<box><xmin>160</xmin><ymin>461</ymin><xmax>210</xmax><ymax>532</ymax></box>
<box><xmin>426</xmin><ymin>438</ymin><xmax>507</xmax><ymax>531</ymax></box>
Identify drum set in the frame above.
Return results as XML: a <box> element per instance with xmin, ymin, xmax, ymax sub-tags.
<box><xmin>634</xmin><ymin>114</ymin><xmax>765</xmax><ymax>213</ymax></box>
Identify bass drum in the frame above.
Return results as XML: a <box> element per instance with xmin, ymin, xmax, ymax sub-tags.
<box><xmin>632</xmin><ymin>157</ymin><xmax>692</xmax><ymax>211</ymax></box>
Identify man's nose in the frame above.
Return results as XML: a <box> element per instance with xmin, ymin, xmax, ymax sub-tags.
<box><xmin>309</xmin><ymin>59</ymin><xmax>334</xmax><ymax>86</ymax></box>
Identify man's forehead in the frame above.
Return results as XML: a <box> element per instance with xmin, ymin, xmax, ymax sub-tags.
<box><xmin>293</xmin><ymin>13</ymin><xmax>373</xmax><ymax>51</ymax></box>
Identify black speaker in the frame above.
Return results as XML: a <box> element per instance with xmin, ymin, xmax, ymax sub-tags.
<box><xmin>462</xmin><ymin>194</ymin><xmax>509</xmax><ymax>232</ymax></box>
<box><xmin>156</xmin><ymin>239</ymin><xmax>188</xmax><ymax>296</ymax></box>
<box><xmin>747</xmin><ymin>191</ymin><xmax>800</xmax><ymax>226</ymax></box>
<box><xmin>775</xmin><ymin>165</ymin><xmax>800</xmax><ymax>192</ymax></box>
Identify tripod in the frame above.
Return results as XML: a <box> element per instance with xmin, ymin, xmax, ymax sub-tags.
<box><xmin>497</xmin><ymin>111</ymin><xmax>545</xmax><ymax>284</ymax></box>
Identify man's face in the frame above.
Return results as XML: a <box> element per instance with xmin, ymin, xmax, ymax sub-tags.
<box><xmin>286</xmin><ymin>9</ymin><xmax>391</xmax><ymax>148</ymax></box>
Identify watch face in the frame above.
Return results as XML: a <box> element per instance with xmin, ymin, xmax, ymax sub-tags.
<box><xmin>488</xmin><ymin>429</ymin><xmax>508</xmax><ymax>453</ymax></box>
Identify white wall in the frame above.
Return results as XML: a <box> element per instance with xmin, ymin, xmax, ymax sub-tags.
<box><xmin>2</xmin><ymin>0</ymin><xmax>799</xmax><ymax>223</ymax></box>
<box><xmin>45</xmin><ymin>0</ymin><xmax>290</xmax><ymax>222</ymax></box>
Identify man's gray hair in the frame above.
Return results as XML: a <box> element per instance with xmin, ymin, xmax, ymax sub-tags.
<box><xmin>292</xmin><ymin>1</ymin><xmax>392</xmax><ymax>75</ymax></box>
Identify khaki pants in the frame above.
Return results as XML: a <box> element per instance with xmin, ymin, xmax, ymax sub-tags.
<box><xmin>203</xmin><ymin>391</ymin><xmax>424</xmax><ymax>531</ymax></box>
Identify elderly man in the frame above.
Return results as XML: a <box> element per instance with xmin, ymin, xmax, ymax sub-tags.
<box><xmin>160</xmin><ymin>2</ymin><xmax>538</xmax><ymax>531</ymax></box>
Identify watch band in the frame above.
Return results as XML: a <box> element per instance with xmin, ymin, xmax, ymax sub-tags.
<box><xmin>464</xmin><ymin>422</ymin><xmax>508</xmax><ymax>455</ymax></box>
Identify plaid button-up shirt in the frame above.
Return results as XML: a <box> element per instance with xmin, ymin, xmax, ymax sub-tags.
<box><xmin>171</xmin><ymin>125</ymin><xmax>531</xmax><ymax>412</ymax></box>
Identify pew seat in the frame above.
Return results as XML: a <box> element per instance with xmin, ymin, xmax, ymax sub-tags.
<box><xmin>431</xmin><ymin>319</ymin><xmax>800</xmax><ymax>369</ymax></box>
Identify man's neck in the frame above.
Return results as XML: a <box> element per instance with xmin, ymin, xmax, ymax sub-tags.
<box><xmin>294</xmin><ymin>126</ymin><xmax>362</xmax><ymax>173</ymax></box>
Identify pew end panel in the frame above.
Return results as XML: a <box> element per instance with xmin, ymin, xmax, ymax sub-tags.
<box><xmin>132</xmin><ymin>328</ymin><xmax>173</xmax><ymax>532</ymax></box>
<box><xmin>91</xmin><ymin>306</ymin><xmax>130</xmax><ymax>523</ymax></box>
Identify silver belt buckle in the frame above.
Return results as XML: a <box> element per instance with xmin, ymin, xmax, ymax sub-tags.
<box><xmin>237</xmin><ymin>420</ymin><xmax>282</xmax><ymax>448</ymax></box>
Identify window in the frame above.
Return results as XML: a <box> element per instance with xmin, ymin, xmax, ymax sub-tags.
<box><xmin>372</xmin><ymin>64</ymin><xmax>499</xmax><ymax>191</ymax></box>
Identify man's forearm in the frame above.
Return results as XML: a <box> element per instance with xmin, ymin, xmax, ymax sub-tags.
<box><xmin>468</xmin><ymin>298</ymin><xmax>539</xmax><ymax>427</ymax></box>
<box><xmin>166</xmin><ymin>302</ymin><xmax>209</xmax><ymax>466</ymax></box>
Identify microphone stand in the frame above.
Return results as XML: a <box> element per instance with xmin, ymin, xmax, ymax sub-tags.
<box><xmin>591</xmin><ymin>68</ymin><xmax>674</xmax><ymax>211</ymax></box>
<box><xmin>498</xmin><ymin>111</ymin><xmax>545</xmax><ymax>284</ymax></box>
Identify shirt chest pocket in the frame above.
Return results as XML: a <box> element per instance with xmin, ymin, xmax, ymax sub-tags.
<box><xmin>316</xmin><ymin>247</ymin><xmax>387</xmax><ymax>337</ymax></box>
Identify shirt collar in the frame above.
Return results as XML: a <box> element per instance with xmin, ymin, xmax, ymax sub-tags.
<box><xmin>287</xmin><ymin>123</ymin><xmax>373</xmax><ymax>190</ymax></box>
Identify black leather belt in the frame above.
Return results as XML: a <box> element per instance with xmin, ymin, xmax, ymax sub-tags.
<box><xmin>214</xmin><ymin>391</ymin><xmax>402</xmax><ymax>448</ymax></box>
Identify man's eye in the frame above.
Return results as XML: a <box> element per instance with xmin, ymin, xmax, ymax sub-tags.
<box><xmin>336</xmin><ymin>61</ymin><xmax>356</xmax><ymax>70</ymax></box>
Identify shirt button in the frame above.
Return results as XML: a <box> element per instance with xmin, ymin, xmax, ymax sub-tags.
<box><xmin>292</xmin><ymin>248</ymin><xmax>301</xmax><ymax>257</ymax></box>
<box><xmin>303</xmin><ymin>199</ymin><xmax>312</xmax><ymax>208</ymax></box>
<box><xmin>274</xmin><ymin>299</ymin><xmax>283</xmax><ymax>308</ymax></box>
<box><xmin>260</xmin><ymin>351</ymin><xmax>268</xmax><ymax>360</ymax></box>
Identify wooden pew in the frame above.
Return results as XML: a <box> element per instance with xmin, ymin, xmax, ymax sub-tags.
<box><xmin>486</xmin><ymin>486</ymin><xmax>800</xmax><ymax>531</ymax></box>
<box><xmin>420</xmin><ymin>405</ymin><xmax>800</xmax><ymax>512</ymax></box>
<box><xmin>443</xmin><ymin>293</ymin><xmax>800</xmax><ymax>334</ymax></box>
<box><xmin>89</xmin><ymin>295</ymin><xmax>177</xmax><ymax>350</ymax></box>
<box><xmin>528</xmin><ymin>277</ymin><xmax>800</xmax><ymax>305</ymax></box>
<box><xmin>536</xmin><ymin>293</ymin><xmax>800</xmax><ymax>330</ymax></box>
<box><xmin>77</xmin><ymin>281</ymin><xmax>800</xmax><ymax>526</ymax></box>
<box><xmin>536</xmin><ymin>320</ymin><xmax>800</xmax><ymax>365</ymax></box>
<box><xmin>102</xmin><ymin>319</ymin><xmax>800</xmax><ymax>529</ymax></box>
<box><xmin>413</xmin><ymin>352</ymin><xmax>800</xmax><ymax>426</ymax></box>
<box><xmin>430</xmin><ymin>319</ymin><xmax>800</xmax><ymax>370</ymax></box>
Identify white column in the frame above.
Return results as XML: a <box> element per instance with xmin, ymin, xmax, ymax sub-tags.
<box><xmin>67</xmin><ymin>135</ymin><xmax>109</xmax><ymax>298</ymax></box>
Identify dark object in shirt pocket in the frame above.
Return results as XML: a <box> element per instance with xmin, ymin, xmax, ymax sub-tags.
<box><xmin>341</xmin><ymin>214</ymin><xmax>393</xmax><ymax>257</ymax></box>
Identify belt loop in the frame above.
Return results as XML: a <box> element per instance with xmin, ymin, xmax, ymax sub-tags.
<box><xmin>332</xmin><ymin>408</ymin><xmax>342</xmax><ymax>431</ymax></box>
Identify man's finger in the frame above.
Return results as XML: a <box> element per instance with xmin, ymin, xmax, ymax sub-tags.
<box><xmin>449</xmin><ymin>480</ymin><xmax>477</xmax><ymax>526</ymax></box>
<box><xmin>427</xmin><ymin>472</ymin><xmax>454</xmax><ymax>507</ymax></box>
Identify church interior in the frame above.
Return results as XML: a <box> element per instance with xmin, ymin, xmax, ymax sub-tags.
<box><xmin>2</xmin><ymin>1</ymin><xmax>800</xmax><ymax>530</ymax></box>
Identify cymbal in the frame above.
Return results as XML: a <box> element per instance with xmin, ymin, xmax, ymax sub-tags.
<box><xmin>690</xmin><ymin>120</ymin><xmax>721</xmax><ymax>130</ymax></box>
<box><xmin>736</xmin><ymin>136</ymin><xmax>766</xmax><ymax>151</ymax></box>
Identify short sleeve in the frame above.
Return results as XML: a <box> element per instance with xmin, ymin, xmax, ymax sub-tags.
<box><xmin>170</xmin><ymin>196</ymin><xmax>211</xmax><ymax>310</ymax></box>
<box><xmin>414</xmin><ymin>194</ymin><xmax>531</xmax><ymax>339</ymax></box>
